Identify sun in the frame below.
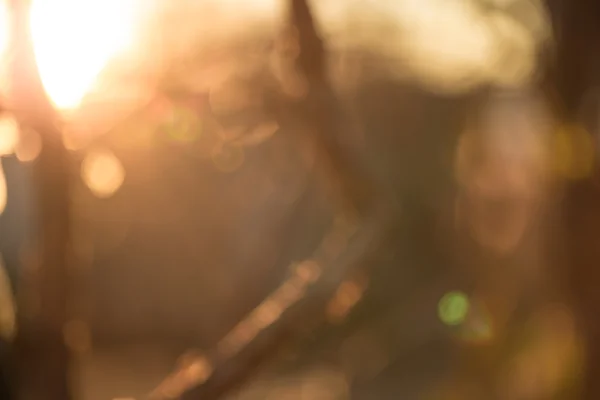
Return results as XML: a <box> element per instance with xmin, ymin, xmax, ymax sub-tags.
<box><xmin>29</xmin><ymin>0</ymin><xmax>141</xmax><ymax>110</ymax></box>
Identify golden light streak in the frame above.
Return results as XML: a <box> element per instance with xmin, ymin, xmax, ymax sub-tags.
<box><xmin>29</xmin><ymin>0</ymin><xmax>141</xmax><ymax>109</ymax></box>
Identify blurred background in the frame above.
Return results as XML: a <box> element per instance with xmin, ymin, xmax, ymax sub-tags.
<box><xmin>0</xmin><ymin>0</ymin><xmax>599</xmax><ymax>399</ymax></box>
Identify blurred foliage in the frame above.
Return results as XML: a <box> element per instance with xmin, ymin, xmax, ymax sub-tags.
<box><xmin>0</xmin><ymin>0</ymin><xmax>594</xmax><ymax>399</ymax></box>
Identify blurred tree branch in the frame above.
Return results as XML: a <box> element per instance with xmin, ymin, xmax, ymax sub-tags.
<box><xmin>153</xmin><ymin>1</ymin><xmax>389</xmax><ymax>399</ymax></box>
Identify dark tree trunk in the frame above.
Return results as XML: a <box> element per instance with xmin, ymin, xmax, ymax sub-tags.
<box><xmin>9</xmin><ymin>1</ymin><xmax>72</xmax><ymax>399</ymax></box>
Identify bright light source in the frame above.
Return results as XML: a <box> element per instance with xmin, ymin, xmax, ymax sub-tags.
<box><xmin>29</xmin><ymin>0</ymin><xmax>141</xmax><ymax>110</ymax></box>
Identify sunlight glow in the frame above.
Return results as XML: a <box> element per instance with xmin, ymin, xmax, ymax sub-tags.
<box><xmin>29</xmin><ymin>0</ymin><xmax>140</xmax><ymax>109</ymax></box>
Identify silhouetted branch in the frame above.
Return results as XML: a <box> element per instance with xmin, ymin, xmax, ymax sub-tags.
<box><xmin>286</xmin><ymin>0</ymin><xmax>373</xmax><ymax>216</ymax></box>
<box><xmin>152</xmin><ymin>1</ymin><xmax>387</xmax><ymax>399</ymax></box>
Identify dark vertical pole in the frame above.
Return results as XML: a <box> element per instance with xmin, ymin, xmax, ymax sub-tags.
<box><xmin>9</xmin><ymin>1</ymin><xmax>72</xmax><ymax>399</ymax></box>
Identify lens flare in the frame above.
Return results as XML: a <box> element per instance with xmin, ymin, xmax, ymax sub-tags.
<box><xmin>81</xmin><ymin>148</ymin><xmax>125</xmax><ymax>198</ymax></box>
<box><xmin>438</xmin><ymin>291</ymin><xmax>470</xmax><ymax>326</ymax></box>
